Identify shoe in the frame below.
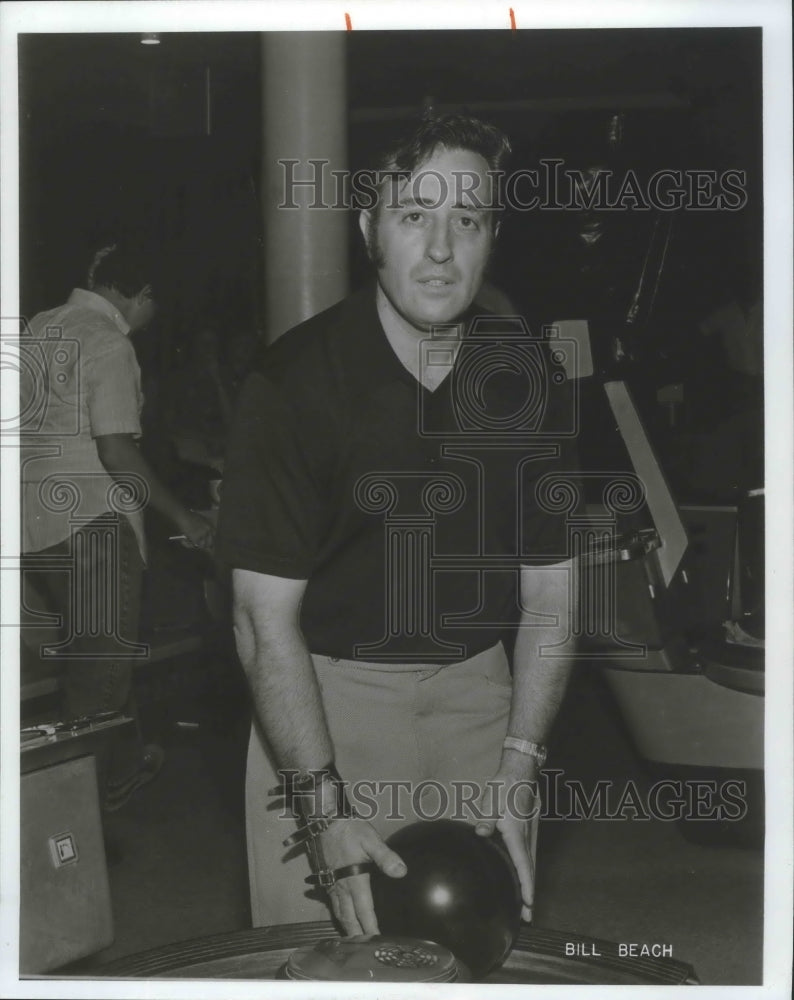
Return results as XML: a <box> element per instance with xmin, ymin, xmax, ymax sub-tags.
<box><xmin>103</xmin><ymin>744</ymin><xmax>165</xmax><ymax>812</ymax></box>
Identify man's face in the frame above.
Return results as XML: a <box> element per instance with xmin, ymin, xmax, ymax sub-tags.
<box><xmin>360</xmin><ymin>145</ymin><xmax>497</xmax><ymax>333</ymax></box>
<box><xmin>127</xmin><ymin>285</ymin><xmax>157</xmax><ymax>332</ymax></box>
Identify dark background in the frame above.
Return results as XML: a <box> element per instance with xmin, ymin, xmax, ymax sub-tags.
<box><xmin>14</xmin><ymin>33</ymin><xmax>768</xmax><ymax>981</ymax></box>
<box><xmin>18</xmin><ymin>28</ymin><xmax>764</xmax><ymax>500</ymax></box>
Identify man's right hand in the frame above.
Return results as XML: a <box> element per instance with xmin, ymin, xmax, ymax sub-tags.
<box><xmin>318</xmin><ymin>818</ymin><xmax>406</xmax><ymax>936</ymax></box>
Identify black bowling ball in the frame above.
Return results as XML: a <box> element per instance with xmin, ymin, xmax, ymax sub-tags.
<box><xmin>370</xmin><ymin>819</ymin><xmax>522</xmax><ymax>978</ymax></box>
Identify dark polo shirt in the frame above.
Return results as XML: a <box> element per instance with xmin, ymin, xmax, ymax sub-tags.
<box><xmin>218</xmin><ymin>285</ymin><xmax>579</xmax><ymax>663</ymax></box>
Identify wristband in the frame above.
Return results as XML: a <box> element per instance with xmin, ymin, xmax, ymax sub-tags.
<box><xmin>281</xmin><ymin>816</ymin><xmax>336</xmax><ymax>847</ymax></box>
<box><xmin>291</xmin><ymin>761</ymin><xmax>343</xmax><ymax>791</ymax></box>
<box><xmin>304</xmin><ymin>862</ymin><xmax>375</xmax><ymax>888</ymax></box>
<box><xmin>280</xmin><ymin>762</ymin><xmax>356</xmax><ymax>820</ymax></box>
<box><xmin>503</xmin><ymin>737</ymin><xmax>547</xmax><ymax>766</ymax></box>
<box><xmin>276</xmin><ymin>763</ymin><xmax>357</xmax><ymax>894</ymax></box>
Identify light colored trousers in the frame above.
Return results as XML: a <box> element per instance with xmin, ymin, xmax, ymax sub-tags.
<box><xmin>245</xmin><ymin>642</ymin><xmax>538</xmax><ymax>927</ymax></box>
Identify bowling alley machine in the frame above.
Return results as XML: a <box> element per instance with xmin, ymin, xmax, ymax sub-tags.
<box><xmin>93</xmin><ymin>920</ymin><xmax>699</xmax><ymax>984</ymax></box>
<box><xmin>92</xmin><ymin>820</ymin><xmax>699</xmax><ymax>986</ymax></box>
<box><xmin>567</xmin><ymin>358</ymin><xmax>764</xmax><ymax>847</ymax></box>
<box><xmin>19</xmin><ymin>713</ymin><xmax>134</xmax><ymax>973</ymax></box>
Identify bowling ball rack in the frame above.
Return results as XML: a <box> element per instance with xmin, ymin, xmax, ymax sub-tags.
<box><xmin>72</xmin><ymin>921</ymin><xmax>699</xmax><ymax>984</ymax></box>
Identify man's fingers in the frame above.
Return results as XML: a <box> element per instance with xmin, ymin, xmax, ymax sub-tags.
<box><xmin>364</xmin><ymin>837</ymin><xmax>407</xmax><ymax>879</ymax></box>
<box><xmin>331</xmin><ymin>874</ymin><xmax>379</xmax><ymax>936</ymax></box>
<box><xmin>343</xmin><ymin>874</ymin><xmax>380</xmax><ymax>935</ymax></box>
<box><xmin>330</xmin><ymin>884</ymin><xmax>364</xmax><ymax>937</ymax></box>
<box><xmin>501</xmin><ymin>825</ymin><xmax>535</xmax><ymax>915</ymax></box>
<box><xmin>475</xmin><ymin>817</ymin><xmax>534</xmax><ymax>915</ymax></box>
<box><xmin>473</xmin><ymin>783</ymin><xmax>500</xmax><ymax>836</ymax></box>
<box><xmin>319</xmin><ymin>822</ymin><xmax>399</xmax><ymax>934</ymax></box>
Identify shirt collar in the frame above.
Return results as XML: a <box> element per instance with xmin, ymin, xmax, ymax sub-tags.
<box><xmin>67</xmin><ymin>288</ymin><xmax>131</xmax><ymax>336</ymax></box>
<box><xmin>341</xmin><ymin>283</ymin><xmax>406</xmax><ymax>397</ymax></box>
<box><xmin>339</xmin><ymin>283</ymin><xmax>486</xmax><ymax>400</ymax></box>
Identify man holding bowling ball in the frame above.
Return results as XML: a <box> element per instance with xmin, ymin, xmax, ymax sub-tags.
<box><xmin>218</xmin><ymin>112</ymin><xmax>579</xmax><ymax>937</ymax></box>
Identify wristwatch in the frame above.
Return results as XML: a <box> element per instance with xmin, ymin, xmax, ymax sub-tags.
<box><xmin>503</xmin><ymin>736</ymin><xmax>548</xmax><ymax>766</ymax></box>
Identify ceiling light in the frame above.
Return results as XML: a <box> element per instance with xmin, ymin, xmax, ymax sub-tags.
<box><xmin>140</xmin><ymin>33</ymin><xmax>160</xmax><ymax>46</ymax></box>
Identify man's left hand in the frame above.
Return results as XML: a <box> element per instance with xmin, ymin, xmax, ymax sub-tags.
<box><xmin>472</xmin><ymin>765</ymin><xmax>540</xmax><ymax>922</ymax></box>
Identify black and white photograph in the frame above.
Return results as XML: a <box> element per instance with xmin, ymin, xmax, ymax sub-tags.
<box><xmin>1</xmin><ymin>2</ymin><xmax>792</xmax><ymax>997</ymax></box>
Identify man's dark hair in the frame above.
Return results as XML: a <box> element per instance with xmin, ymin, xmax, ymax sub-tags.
<box><xmin>87</xmin><ymin>242</ymin><xmax>156</xmax><ymax>298</ymax></box>
<box><xmin>363</xmin><ymin>112</ymin><xmax>511</xmax><ymax>264</ymax></box>
<box><xmin>376</xmin><ymin>111</ymin><xmax>512</xmax><ymax>178</ymax></box>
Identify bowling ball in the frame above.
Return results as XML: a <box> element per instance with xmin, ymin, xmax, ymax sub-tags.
<box><xmin>370</xmin><ymin>819</ymin><xmax>522</xmax><ymax>979</ymax></box>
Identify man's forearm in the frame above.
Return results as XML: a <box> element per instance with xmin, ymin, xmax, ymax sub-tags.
<box><xmin>240</xmin><ymin>628</ymin><xmax>333</xmax><ymax>773</ymax></box>
<box><xmin>232</xmin><ymin>576</ymin><xmax>333</xmax><ymax>773</ymax></box>
<box><xmin>96</xmin><ymin>434</ymin><xmax>188</xmax><ymax>527</ymax></box>
<box><xmin>508</xmin><ymin>623</ymin><xmax>575</xmax><ymax>744</ymax></box>
<box><xmin>502</xmin><ymin>560</ymin><xmax>578</xmax><ymax>776</ymax></box>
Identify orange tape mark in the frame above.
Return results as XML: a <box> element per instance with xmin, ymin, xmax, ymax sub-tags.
<box><xmin>509</xmin><ymin>7</ymin><xmax>516</xmax><ymax>30</ymax></box>
<box><xmin>345</xmin><ymin>12</ymin><xmax>353</xmax><ymax>31</ymax></box>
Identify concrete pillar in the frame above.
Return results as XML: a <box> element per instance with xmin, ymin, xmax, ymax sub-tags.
<box><xmin>261</xmin><ymin>32</ymin><xmax>348</xmax><ymax>342</ymax></box>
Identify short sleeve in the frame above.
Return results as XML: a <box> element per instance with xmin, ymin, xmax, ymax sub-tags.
<box><xmin>216</xmin><ymin>372</ymin><xmax>327</xmax><ymax>579</ymax></box>
<box><xmin>86</xmin><ymin>338</ymin><xmax>142</xmax><ymax>438</ymax></box>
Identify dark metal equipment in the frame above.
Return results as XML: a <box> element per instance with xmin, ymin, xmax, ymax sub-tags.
<box><xmin>76</xmin><ymin>921</ymin><xmax>699</xmax><ymax>984</ymax></box>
